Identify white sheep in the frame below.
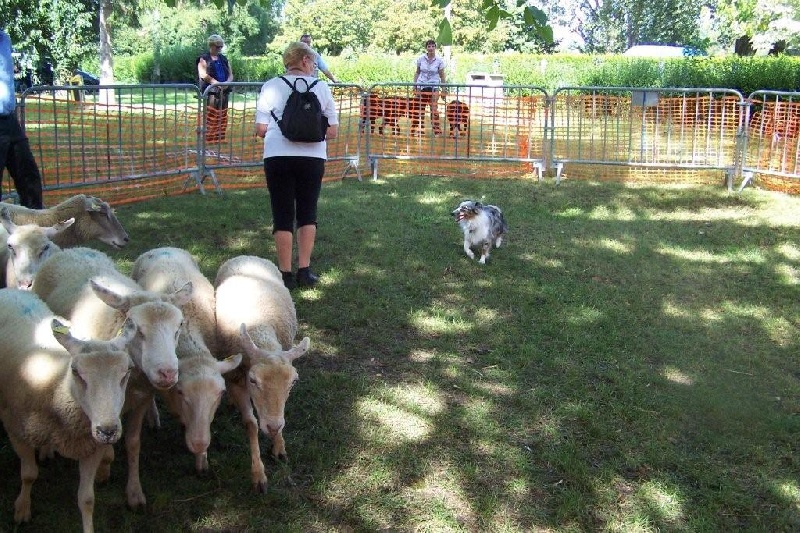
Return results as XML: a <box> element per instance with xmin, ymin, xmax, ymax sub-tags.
<box><xmin>0</xmin><ymin>288</ymin><xmax>136</xmax><ymax>533</ymax></box>
<box><xmin>1</xmin><ymin>207</ymin><xmax>75</xmax><ymax>289</ymax></box>
<box><xmin>214</xmin><ymin>255</ymin><xmax>310</xmax><ymax>492</ymax></box>
<box><xmin>131</xmin><ymin>247</ymin><xmax>242</xmax><ymax>473</ymax></box>
<box><xmin>1</xmin><ymin>194</ymin><xmax>129</xmax><ymax>248</ymax></box>
<box><xmin>0</xmin><ymin>194</ymin><xmax>130</xmax><ymax>288</ymax></box>
<box><xmin>32</xmin><ymin>246</ymin><xmax>192</xmax><ymax>509</ymax></box>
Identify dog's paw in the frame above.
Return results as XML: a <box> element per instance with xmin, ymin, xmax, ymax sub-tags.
<box><xmin>478</xmin><ymin>256</ymin><xmax>487</xmax><ymax>264</ymax></box>
<box><xmin>465</xmin><ymin>249</ymin><xmax>475</xmax><ymax>259</ymax></box>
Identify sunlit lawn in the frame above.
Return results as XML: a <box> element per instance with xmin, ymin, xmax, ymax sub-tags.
<box><xmin>0</xmin><ymin>175</ymin><xmax>798</xmax><ymax>531</ymax></box>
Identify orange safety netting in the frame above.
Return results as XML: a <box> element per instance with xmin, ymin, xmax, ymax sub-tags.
<box><xmin>2</xmin><ymin>88</ymin><xmax>799</xmax><ymax>207</ymax></box>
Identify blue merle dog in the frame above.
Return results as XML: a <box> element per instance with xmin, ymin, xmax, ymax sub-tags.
<box><xmin>451</xmin><ymin>200</ymin><xmax>508</xmax><ymax>264</ymax></box>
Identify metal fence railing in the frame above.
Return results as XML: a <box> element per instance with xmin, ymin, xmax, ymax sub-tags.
<box><xmin>3</xmin><ymin>83</ymin><xmax>800</xmax><ymax>205</ymax></box>
<box><xmin>740</xmin><ymin>90</ymin><xmax>800</xmax><ymax>193</ymax></box>
<box><xmin>363</xmin><ymin>83</ymin><xmax>548</xmax><ymax>181</ymax></box>
<box><xmin>550</xmin><ymin>87</ymin><xmax>746</xmax><ymax>187</ymax></box>
<box><xmin>194</xmin><ymin>82</ymin><xmax>364</xmax><ymax>192</ymax></box>
<box><xmin>18</xmin><ymin>84</ymin><xmax>203</xmax><ymax>202</ymax></box>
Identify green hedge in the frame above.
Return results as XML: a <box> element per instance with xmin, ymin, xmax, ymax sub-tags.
<box><xmin>106</xmin><ymin>50</ymin><xmax>800</xmax><ymax>95</ymax></box>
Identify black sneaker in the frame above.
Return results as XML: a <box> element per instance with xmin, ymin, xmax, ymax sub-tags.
<box><xmin>296</xmin><ymin>267</ymin><xmax>319</xmax><ymax>287</ymax></box>
<box><xmin>281</xmin><ymin>271</ymin><xmax>297</xmax><ymax>290</ymax></box>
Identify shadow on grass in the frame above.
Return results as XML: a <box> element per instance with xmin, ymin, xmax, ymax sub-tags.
<box><xmin>0</xmin><ymin>176</ymin><xmax>798</xmax><ymax>531</ymax></box>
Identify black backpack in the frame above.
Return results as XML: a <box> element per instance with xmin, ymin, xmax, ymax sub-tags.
<box><xmin>271</xmin><ymin>76</ymin><xmax>329</xmax><ymax>142</ymax></box>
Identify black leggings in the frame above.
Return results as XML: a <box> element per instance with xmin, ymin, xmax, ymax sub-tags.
<box><xmin>263</xmin><ymin>156</ymin><xmax>325</xmax><ymax>233</ymax></box>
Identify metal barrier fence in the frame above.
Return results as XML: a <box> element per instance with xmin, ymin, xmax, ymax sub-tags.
<box><xmin>550</xmin><ymin>87</ymin><xmax>746</xmax><ymax>188</ymax></box>
<box><xmin>741</xmin><ymin>90</ymin><xmax>800</xmax><ymax>194</ymax></box>
<box><xmin>363</xmin><ymin>83</ymin><xmax>548</xmax><ymax>181</ymax></box>
<box><xmin>17</xmin><ymin>84</ymin><xmax>202</xmax><ymax>204</ymax></box>
<box><xmin>2</xmin><ymin>82</ymin><xmax>363</xmax><ymax>205</ymax></box>
<box><xmin>3</xmin><ymin>83</ymin><xmax>800</xmax><ymax>204</ymax></box>
<box><xmin>195</xmin><ymin>81</ymin><xmax>364</xmax><ymax>193</ymax></box>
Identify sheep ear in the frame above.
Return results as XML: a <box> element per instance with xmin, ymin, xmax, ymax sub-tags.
<box><xmin>170</xmin><ymin>281</ymin><xmax>193</xmax><ymax>307</ymax></box>
<box><xmin>46</xmin><ymin>217</ymin><xmax>75</xmax><ymax>237</ymax></box>
<box><xmin>286</xmin><ymin>337</ymin><xmax>310</xmax><ymax>361</ymax></box>
<box><xmin>90</xmin><ymin>278</ymin><xmax>132</xmax><ymax>312</ymax></box>
<box><xmin>239</xmin><ymin>324</ymin><xmax>260</xmax><ymax>356</ymax></box>
<box><xmin>0</xmin><ymin>207</ymin><xmax>17</xmax><ymax>233</ymax></box>
<box><xmin>51</xmin><ymin>318</ymin><xmax>80</xmax><ymax>352</ymax></box>
<box><xmin>111</xmin><ymin>318</ymin><xmax>137</xmax><ymax>349</ymax></box>
<box><xmin>217</xmin><ymin>353</ymin><xmax>243</xmax><ymax>374</ymax></box>
<box><xmin>86</xmin><ymin>197</ymin><xmax>103</xmax><ymax>212</ymax></box>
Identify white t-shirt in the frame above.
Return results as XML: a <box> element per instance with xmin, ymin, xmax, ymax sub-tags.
<box><xmin>255</xmin><ymin>75</ymin><xmax>339</xmax><ymax>160</ymax></box>
<box><xmin>415</xmin><ymin>54</ymin><xmax>446</xmax><ymax>86</ymax></box>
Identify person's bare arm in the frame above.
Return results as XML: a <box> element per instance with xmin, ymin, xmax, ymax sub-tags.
<box><xmin>255</xmin><ymin>123</ymin><xmax>267</xmax><ymax>138</ymax></box>
<box><xmin>321</xmin><ymin>68</ymin><xmax>336</xmax><ymax>83</ymax></box>
<box><xmin>198</xmin><ymin>59</ymin><xmax>210</xmax><ymax>83</ymax></box>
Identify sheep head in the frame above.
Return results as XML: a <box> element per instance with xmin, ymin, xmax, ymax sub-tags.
<box><xmin>2</xmin><ymin>209</ymin><xmax>75</xmax><ymax>290</ymax></box>
<box><xmin>81</xmin><ymin>196</ymin><xmax>130</xmax><ymax>249</ymax></box>
<box><xmin>89</xmin><ymin>279</ymin><xmax>193</xmax><ymax>389</ymax></box>
<box><xmin>52</xmin><ymin>318</ymin><xmax>135</xmax><ymax>445</ymax></box>
<box><xmin>240</xmin><ymin>323</ymin><xmax>309</xmax><ymax>437</ymax></box>
<box><xmin>163</xmin><ymin>351</ymin><xmax>242</xmax><ymax>472</ymax></box>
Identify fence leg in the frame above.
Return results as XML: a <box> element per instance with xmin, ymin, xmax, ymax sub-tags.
<box><xmin>371</xmin><ymin>158</ymin><xmax>379</xmax><ymax>181</ymax></box>
<box><xmin>182</xmin><ymin>169</ymin><xmax>221</xmax><ymax>195</ymax></box>
<box><xmin>738</xmin><ymin>171</ymin><xmax>754</xmax><ymax>192</ymax></box>
<box><xmin>554</xmin><ymin>162</ymin><xmax>564</xmax><ymax>185</ymax></box>
<box><xmin>531</xmin><ymin>161</ymin><xmax>545</xmax><ymax>182</ymax></box>
<box><xmin>341</xmin><ymin>157</ymin><xmax>362</xmax><ymax>181</ymax></box>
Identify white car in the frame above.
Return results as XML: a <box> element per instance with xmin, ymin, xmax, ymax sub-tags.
<box><xmin>623</xmin><ymin>45</ymin><xmax>706</xmax><ymax>58</ymax></box>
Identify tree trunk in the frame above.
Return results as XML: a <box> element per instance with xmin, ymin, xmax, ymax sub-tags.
<box><xmin>98</xmin><ymin>0</ymin><xmax>116</xmax><ymax>104</ymax></box>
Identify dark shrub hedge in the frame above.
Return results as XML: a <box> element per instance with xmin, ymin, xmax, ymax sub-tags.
<box><xmin>109</xmin><ymin>50</ymin><xmax>800</xmax><ymax>96</ymax></box>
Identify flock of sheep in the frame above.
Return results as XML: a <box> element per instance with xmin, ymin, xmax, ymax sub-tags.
<box><xmin>0</xmin><ymin>196</ymin><xmax>309</xmax><ymax>532</ymax></box>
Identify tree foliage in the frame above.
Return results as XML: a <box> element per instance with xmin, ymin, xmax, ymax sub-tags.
<box><xmin>275</xmin><ymin>0</ymin><xmax>550</xmax><ymax>54</ymax></box>
<box><xmin>708</xmin><ymin>0</ymin><xmax>800</xmax><ymax>54</ymax></box>
<box><xmin>0</xmin><ymin>0</ymin><xmax>95</xmax><ymax>82</ymax></box>
<box><xmin>576</xmin><ymin>0</ymin><xmax>703</xmax><ymax>53</ymax></box>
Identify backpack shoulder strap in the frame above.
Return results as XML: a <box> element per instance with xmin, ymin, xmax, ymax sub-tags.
<box><xmin>308</xmin><ymin>79</ymin><xmax>319</xmax><ymax>91</ymax></box>
<box><xmin>278</xmin><ymin>76</ymin><xmax>295</xmax><ymax>90</ymax></box>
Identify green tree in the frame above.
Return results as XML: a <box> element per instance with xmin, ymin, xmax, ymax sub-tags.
<box><xmin>0</xmin><ymin>0</ymin><xmax>95</xmax><ymax>82</ymax></box>
<box><xmin>372</xmin><ymin>0</ymin><xmax>439</xmax><ymax>55</ymax></box>
<box><xmin>708</xmin><ymin>0</ymin><xmax>800</xmax><ymax>54</ymax></box>
<box><xmin>577</xmin><ymin>0</ymin><xmax>703</xmax><ymax>53</ymax></box>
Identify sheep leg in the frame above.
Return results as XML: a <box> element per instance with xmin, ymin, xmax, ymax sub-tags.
<box><xmin>8</xmin><ymin>434</ymin><xmax>37</xmax><ymax>523</ymax></box>
<box><xmin>229</xmin><ymin>383</ymin><xmax>268</xmax><ymax>493</ymax></box>
<box><xmin>76</xmin><ymin>445</ymin><xmax>107</xmax><ymax>533</ymax></box>
<box><xmin>124</xmin><ymin>396</ymin><xmax>151</xmax><ymax>509</ymax></box>
<box><xmin>195</xmin><ymin>451</ymin><xmax>209</xmax><ymax>473</ymax></box>
<box><xmin>145</xmin><ymin>397</ymin><xmax>161</xmax><ymax>429</ymax></box>
<box><xmin>95</xmin><ymin>445</ymin><xmax>115</xmax><ymax>483</ymax></box>
<box><xmin>271</xmin><ymin>431</ymin><xmax>287</xmax><ymax>462</ymax></box>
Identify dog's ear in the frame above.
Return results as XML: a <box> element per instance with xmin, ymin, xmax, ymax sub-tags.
<box><xmin>474</xmin><ymin>201</ymin><xmax>483</xmax><ymax>208</ymax></box>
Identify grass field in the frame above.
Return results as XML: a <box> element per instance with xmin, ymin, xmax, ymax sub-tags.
<box><xmin>0</xmin><ymin>175</ymin><xmax>798</xmax><ymax>531</ymax></box>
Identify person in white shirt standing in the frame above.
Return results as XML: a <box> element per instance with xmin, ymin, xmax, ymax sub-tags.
<box><xmin>299</xmin><ymin>34</ymin><xmax>337</xmax><ymax>83</ymax></box>
<box><xmin>254</xmin><ymin>41</ymin><xmax>339</xmax><ymax>290</ymax></box>
<box><xmin>412</xmin><ymin>39</ymin><xmax>446</xmax><ymax>137</ymax></box>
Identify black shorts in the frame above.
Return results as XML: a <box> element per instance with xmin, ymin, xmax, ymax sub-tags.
<box><xmin>263</xmin><ymin>156</ymin><xmax>325</xmax><ymax>232</ymax></box>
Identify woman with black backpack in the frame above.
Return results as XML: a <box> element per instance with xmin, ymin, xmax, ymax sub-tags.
<box><xmin>198</xmin><ymin>34</ymin><xmax>234</xmax><ymax>142</ymax></box>
<box><xmin>254</xmin><ymin>41</ymin><xmax>339</xmax><ymax>290</ymax></box>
